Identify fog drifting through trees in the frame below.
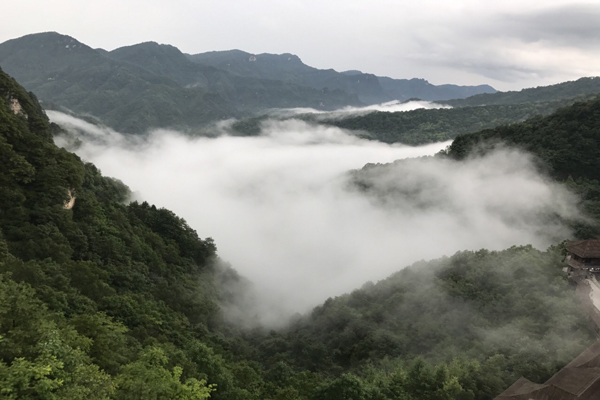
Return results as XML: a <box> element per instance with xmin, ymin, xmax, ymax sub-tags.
<box><xmin>50</xmin><ymin>111</ymin><xmax>581</xmax><ymax>326</ymax></box>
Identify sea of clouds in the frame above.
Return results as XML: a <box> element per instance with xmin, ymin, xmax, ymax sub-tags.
<box><xmin>49</xmin><ymin>110</ymin><xmax>581</xmax><ymax>326</ymax></box>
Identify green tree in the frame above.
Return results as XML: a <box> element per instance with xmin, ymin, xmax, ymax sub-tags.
<box><xmin>115</xmin><ymin>346</ymin><xmax>215</xmax><ymax>400</ymax></box>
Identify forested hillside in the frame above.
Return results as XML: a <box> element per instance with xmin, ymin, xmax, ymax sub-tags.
<box><xmin>445</xmin><ymin>97</ymin><xmax>600</xmax><ymax>238</ymax></box>
<box><xmin>0</xmin><ymin>33</ymin><xmax>360</xmax><ymax>133</ymax></box>
<box><xmin>310</xmin><ymin>78</ymin><xmax>600</xmax><ymax>145</ymax></box>
<box><xmin>312</xmin><ymin>96</ymin><xmax>596</xmax><ymax>145</ymax></box>
<box><xmin>2</xmin><ymin>66</ymin><xmax>599</xmax><ymax>400</ymax></box>
<box><xmin>375</xmin><ymin>75</ymin><xmax>495</xmax><ymax>103</ymax></box>
<box><xmin>445</xmin><ymin>77</ymin><xmax>600</xmax><ymax>108</ymax></box>
<box><xmin>188</xmin><ymin>51</ymin><xmax>494</xmax><ymax>104</ymax></box>
<box><xmin>0</xmin><ymin>32</ymin><xmax>497</xmax><ymax>135</ymax></box>
<box><xmin>227</xmin><ymin>77</ymin><xmax>600</xmax><ymax>146</ymax></box>
<box><xmin>0</xmin><ymin>67</ymin><xmax>250</xmax><ymax>399</ymax></box>
<box><xmin>244</xmin><ymin>246</ymin><xmax>594</xmax><ymax>399</ymax></box>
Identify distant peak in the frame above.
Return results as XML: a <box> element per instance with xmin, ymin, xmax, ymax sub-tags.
<box><xmin>4</xmin><ymin>31</ymin><xmax>92</xmax><ymax>52</ymax></box>
<box><xmin>138</xmin><ymin>41</ymin><xmax>160</xmax><ymax>46</ymax></box>
<box><xmin>110</xmin><ymin>41</ymin><xmax>185</xmax><ymax>57</ymax></box>
<box><xmin>20</xmin><ymin>31</ymin><xmax>81</xmax><ymax>43</ymax></box>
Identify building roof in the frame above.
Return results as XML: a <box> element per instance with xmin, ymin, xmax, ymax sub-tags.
<box><xmin>545</xmin><ymin>367</ymin><xmax>600</xmax><ymax>396</ymax></box>
<box><xmin>564</xmin><ymin>340</ymin><xmax>600</xmax><ymax>369</ymax></box>
<box><xmin>567</xmin><ymin>240</ymin><xmax>600</xmax><ymax>258</ymax></box>
<box><xmin>494</xmin><ymin>377</ymin><xmax>547</xmax><ymax>399</ymax></box>
<box><xmin>494</xmin><ymin>341</ymin><xmax>600</xmax><ymax>400</ymax></box>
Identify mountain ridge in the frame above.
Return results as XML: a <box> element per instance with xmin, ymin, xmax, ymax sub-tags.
<box><xmin>187</xmin><ymin>49</ymin><xmax>497</xmax><ymax>103</ymax></box>
<box><xmin>2</xmin><ymin>56</ymin><xmax>600</xmax><ymax>399</ymax></box>
<box><xmin>0</xmin><ymin>31</ymin><xmax>498</xmax><ymax>133</ymax></box>
<box><xmin>0</xmin><ymin>32</ymin><xmax>361</xmax><ymax>133</ymax></box>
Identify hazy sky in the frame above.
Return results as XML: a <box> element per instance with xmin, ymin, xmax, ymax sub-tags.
<box><xmin>1</xmin><ymin>0</ymin><xmax>599</xmax><ymax>90</ymax></box>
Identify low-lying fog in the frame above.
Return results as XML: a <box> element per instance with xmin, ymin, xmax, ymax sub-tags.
<box><xmin>267</xmin><ymin>99</ymin><xmax>451</xmax><ymax>118</ymax></box>
<box><xmin>49</xmin><ymin>111</ymin><xmax>581</xmax><ymax>326</ymax></box>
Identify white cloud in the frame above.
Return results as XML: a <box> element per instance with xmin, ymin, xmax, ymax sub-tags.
<box><xmin>49</xmin><ymin>111</ymin><xmax>580</xmax><ymax>326</ymax></box>
<box><xmin>268</xmin><ymin>100</ymin><xmax>451</xmax><ymax>118</ymax></box>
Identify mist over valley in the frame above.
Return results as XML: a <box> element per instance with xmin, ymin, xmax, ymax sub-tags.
<box><xmin>51</xmin><ymin>110</ymin><xmax>583</xmax><ymax>325</ymax></box>
<box><xmin>2</xmin><ymin>5</ymin><xmax>600</xmax><ymax>398</ymax></box>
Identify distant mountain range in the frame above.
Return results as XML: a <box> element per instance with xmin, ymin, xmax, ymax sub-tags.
<box><xmin>444</xmin><ymin>76</ymin><xmax>600</xmax><ymax>107</ymax></box>
<box><xmin>188</xmin><ymin>50</ymin><xmax>495</xmax><ymax>104</ymax></box>
<box><xmin>228</xmin><ymin>77</ymin><xmax>600</xmax><ymax>146</ymax></box>
<box><xmin>0</xmin><ymin>32</ymin><xmax>496</xmax><ymax>133</ymax></box>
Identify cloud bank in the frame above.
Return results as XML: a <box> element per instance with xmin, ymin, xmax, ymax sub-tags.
<box><xmin>49</xmin><ymin>111</ymin><xmax>581</xmax><ymax>326</ymax></box>
<box><xmin>268</xmin><ymin>100</ymin><xmax>451</xmax><ymax>118</ymax></box>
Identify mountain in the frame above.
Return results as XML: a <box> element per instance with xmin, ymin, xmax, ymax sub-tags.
<box><xmin>5</xmin><ymin>62</ymin><xmax>534</xmax><ymax>400</ymax></box>
<box><xmin>3</xmin><ymin>62</ymin><xmax>600</xmax><ymax>399</ymax></box>
<box><xmin>247</xmin><ymin>246</ymin><xmax>593</xmax><ymax>399</ymax></box>
<box><xmin>377</xmin><ymin>76</ymin><xmax>495</xmax><ymax>102</ymax></box>
<box><xmin>0</xmin><ymin>32</ymin><xmax>360</xmax><ymax>133</ymax></box>
<box><xmin>307</xmin><ymin>77</ymin><xmax>600</xmax><ymax>145</ymax></box>
<box><xmin>253</xmin><ymin>96</ymin><xmax>600</xmax><ymax>398</ymax></box>
<box><xmin>446</xmin><ymin>96</ymin><xmax>600</xmax><ymax>182</ymax></box>
<box><xmin>188</xmin><ymin>50</ymin><xmax>386</xmax><ymax>104</ymax></box>
<box><xmin>445</xmin><ymin>77</ymin><xmax>600</xmax><ymax>108</ymax></box>
<box><xmin>189</xmin><ymin>50</ymin><xmax>497</xmax><ymax>103</ymax></box>
<box><xmin>0</xmin><ymin>32</ymin><xmax>499</xmax><ymax>134</ymax></box>
<box><xmin>315</xmin><ymin>96</ymin><xmax>594</xmax><ymax>145</ymax></box>
<box><xmin>0</xmin><ymin>65</ymin><xmax>230</xmax><ymax>398</ymax></box>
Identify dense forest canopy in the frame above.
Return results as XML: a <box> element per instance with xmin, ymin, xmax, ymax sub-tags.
<box><xmin>444</xmin><ymin>97</ymin><xmax>600</xmax><ymax>239</ymax></box>
<box><xmin>0</xmin><ymin>33</ymin><xmax>359</xmax><ymax>133</ymax></box>
<box><xmin>2</xmin><ymin>64</ymin><xmax>600</xmax><ymax>400</ymax></box>
<box><xmin>0</xmin><ymin>32</ymin><xmax>495</xmax><ymax>134</ymax></box>
<box><xmin>227</xmin><ymin>78</ymin><xmax>600</xmax><ymax>146</ymax></box>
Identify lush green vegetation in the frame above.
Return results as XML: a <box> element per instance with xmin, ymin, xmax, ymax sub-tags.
<box><xmin>444</xmin><ymin>77</ymin><xmax>600</xmax><ymax>108</ymax></box>
<box><xmin>243</xmin><ymin>246</ymin><xmax>594</xmax><ymax>400</ymax></box>
<box><xmin>0</xmin><ymin>33</ymin><xmax>360</xmax><ymax>133</ymax></box>
<box><xmin>1</xmin><ymin>67</ymin><xmax>599</xmax><ymax>400</ymax></box>
<box><xmin>315</xmin><ymin>96</ymin><xmax>598</xmax><ymax>145</ymax></box>
<box><xmin>445</xmin><ymin>97</ymin><xmax>600</xmax><ymax>238</ymax></box>
<box><xmin>0</xmin><ymin>67</ymin><xmax>230</xmax><ymax>399</ymax></box>
<box><xmin>227</xmin><ymin>81</ymin><xmax>600</xmax><ymax>146</ymax></box>
<box><xmin>319</xmin><ymin>77</ymin><xmax>600</xmax><ymax>145</ymax></box>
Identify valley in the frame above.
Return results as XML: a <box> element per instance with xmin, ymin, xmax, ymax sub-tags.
<box><xmin>1</xmin><ymin>22</ymin><xmax>600</xmax><ymax>400</ymax></box>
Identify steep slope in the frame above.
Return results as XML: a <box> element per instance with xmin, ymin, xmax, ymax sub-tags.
<box><xmin>3</xmin><ymin>65</ymin><xmax>599</xmax><ymax>400</ymax></box>
<box><xmin>244</xmin><ymin>246</ymin><xmax>594</xmax><ymax>399</ymax></box>
<box><xmin>0</xmin><ymin>32</ymin><xmax>360</xmax><ymax>133</ymax></box>
<box><xmin>0</xmin><ymin>66</ymin><xmax>254</xmax><ymax>399</ymax></box>
<box><xmin>235</xmin><ymin>99</ymin><xmax>600</xmax><ymax>399</ymax></box>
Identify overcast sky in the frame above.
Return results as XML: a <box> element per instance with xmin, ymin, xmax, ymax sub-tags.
<box><xmin>2</xmin><ymin>0</ymin><xmax>599</xmax><ymax>90</ymax></box>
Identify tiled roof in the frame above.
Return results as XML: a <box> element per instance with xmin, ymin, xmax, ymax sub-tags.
<box><xmin>567</xmin><ymin>240</ymin><xmax>600</xmax><ymax>258</ymax></box>
<box><xmin>495</xmin><ymin>377</ymin><xmax>547</xmax><ymax>398</ymax></box>
<box><xmin>495</xmin><ymin>340</ymin><xmax>600</xmax><ymax>399</ymax></box>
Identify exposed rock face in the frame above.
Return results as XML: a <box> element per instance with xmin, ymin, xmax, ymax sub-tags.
<box><xmin>64</xmin><ymin>188</ymin><xmax>75</xmax><ymax>210</ymax></box>
<box><xmin>9</xmin><ymin>97</ymin><xmax>27</xmax><ymax>118</ymax></box>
